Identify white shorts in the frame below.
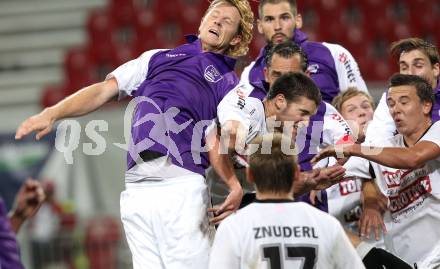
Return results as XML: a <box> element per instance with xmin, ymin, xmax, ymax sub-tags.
<box><xmin>121</xmin><ymin>166</ymin><xmax>215</xmax><ymax>269</ymax></box>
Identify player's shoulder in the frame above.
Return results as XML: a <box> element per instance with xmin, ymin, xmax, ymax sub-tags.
<box><xmin>323</xmin><ymin>102</ymin><xmax>349</xmax><ymax>124</ymax></box>
<box><xmin>240</xmin><ymin>60</ymin><xmax>258</xmax><ymax>85</ymax></box>
<box><xmin>323</xmin><ymin>102</ymin><xmax>339</xmax><ymax>114</ymax></box>
<box><xmin>321</xmin><ymin>42</ymin><xmax>351</xmax><ymax>55</ymax></box>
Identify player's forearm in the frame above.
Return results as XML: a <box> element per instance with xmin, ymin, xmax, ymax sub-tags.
<box><xmin>348</xmin><ymin>144</ymin><xmax>423</xmax><ymax>169</ymax></box>
<box><xmin>208</xmin><ymin>131</ymin><xmax>242</xmax><ymax>191</ymax></box>
<box><xmin>48</xmin><ymin>80</ymin><xmax>119</xmax><ymax>121</ymax></box>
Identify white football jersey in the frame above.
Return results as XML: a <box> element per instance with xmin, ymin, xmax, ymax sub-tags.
<box><xmin>364</xmin><ymin>92</ymin><xmax>396</xmax><ymax>146</ymax></box>
<box><xmin>209</xmin><ymin>201</ymin><xmax>365</xmax><ymax>269</ymax></box>
<box><xmin>326</xmin><ymin>177</ymin><xmax>363</xmax><ymax>231</ymax></box>
<box><xmin>344</xmin><ymin>121</ymin><xmax>440</xmax><ymax>265</ymax></box>
<box><xmin>217</xmin><ymin>82</ymin><xmax>267</xmax><ymax>144</ymax></box>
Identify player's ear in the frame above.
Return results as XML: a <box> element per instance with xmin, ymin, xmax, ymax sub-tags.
<box><xmin>246</xmin><ymin>167</ymin><xmax>255</xmax><ymax>184</ymax></box>
<box><xmin>257</xmin><ymin>18</ymin><xmax>263</xmax><ymax>34</ymax></box>
<box><xmin>305</xmin><ymin>70</ymin><xmax>311</xmax><ymax>77</ymax></box>
<box><xmin>295</xmin><ymin>13</ymin><xmax>303</xmax><ymax>29</ymax></box>
<box><xmin>274</xmin><ymin>94</ymin><xmax>287</xmax><ymax>111</ymax></box>
<box><xmin>229</xmin><ymin>34</ymin><xmax>242</xmax><ymax>47</ymax></box>
<box><xmin>294</xmin><ymin>164</ymin><xmax>300</xmax><ymax>181</ymax></box>
<box><xmin>422</xmin><ymin>100</ymin><xmax>433</xmax><ymax>116</ymax></box>
<box><xmin>263</xmin><ymin>67</ymin><xmax>269</xmax><ymax>82</ymax></box>
<box><xmin>433</xmin><ymin>62</ymin><xmax>440</xmax><ymax>78</ymax></box>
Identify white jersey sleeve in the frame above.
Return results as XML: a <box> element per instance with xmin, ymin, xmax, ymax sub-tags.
<box><xmin>106</xmin><ymin>49</ymin><xmax>166</xmax><ymax>99</ymax></box>
<box><xmin>364</xmin><ymin>92</ymin><xmax>396</xmax><ymax>146</ymax></box>
<box><xmin>321</xmin><ymin>102</ymin><xmax>353</xmax><ymax>146</ymax></box>
<box><xmin>419</xmin><ymin>121</ymin><xmax>440</xmax><ymax>148</ymax></box>
<box><xmin>217</xmin><ymin>83</ymin><xmax>266</xmax><ymax>144</ymax></box>
<box><xmin>239</xmin><ymin>60</ymin><xmax>255</xmax><ymax>87</ymax></box>
<box><xmin>344</xmin><ymin>156</ymin><xmax>372</xmax><ymax>179</ymax></box>
<box><xmin>323</xmin><ymin>43</ymin><xmax>368</xmax><ymax>93</ymax></box>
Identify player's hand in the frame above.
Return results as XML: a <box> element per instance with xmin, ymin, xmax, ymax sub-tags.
<box><xmin>15</xmin><ymin>108</ymin><xmax>56</xmax><ymax>140</ymax></box>
<box><xmin>360</xmin><ymin>185</ymin><xmax>388</xmax><ymax>241</ymax></box>
<box><xmin>208</xmin><ymin>183</ymin><xmax>243</xmax><ymax>225</ymax></box>
<box><xmin>312</xmin><ymin>164</ymin><xmax>346</xmax><ymax>190</ymax></box>
<box><xmin>311</xmin><ymin>145</ymin><xmax>351</xmax><ymax>165</ymax></box>
<box><xmin>359</xmin><ymin>206</ymin><xmax>387</xmax><ymax>241</ymax></box>
<box><xmin>309</xmin><ymin>190</ymin><xmax>319</xmax><ymax>205</ymax></box>
<box><xmin>9</xmin><ymin>178</ymin><xmax>46</xmax><ymax>232</ymax></box>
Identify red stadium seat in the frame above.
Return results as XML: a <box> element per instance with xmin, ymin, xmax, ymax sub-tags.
<box><xmin>40</xmin><ymin>85</ymin><xmax>67</xmax><ymax>108</ymax></box>
<box><xmin>87</xmin><ymin>9</ymin><xmax>113</xmax><ymax>62</ymax></box>
<box><xmin>64</xmin><ymin>47</ymin><xmax>94</xmax><ymax>93</ymax></box>
<box><xmin>109</xmin><ymin>0</ymin><xmax>137</xmax><ymax>25</ymax></box>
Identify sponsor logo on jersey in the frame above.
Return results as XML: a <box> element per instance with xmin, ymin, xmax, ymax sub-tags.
<box><xmin>307</xmin><ymin>64</ymin><xmax>319</xmax><ymax>74</ymax></box>
<box><xmin>330</xmin><ymin>113</ymin><xmax>352</xmax><ymax>137</ymax></box>
<box><xmin>389</xmin><ymin>175</ymin><xmax>432</xmax><ymax>214</ymax></box>
<box><xmin>166</xmin><ymin>53</ymin><xmax>186</xmax><ymax>58</ymax></box>
<box><xmin>204</xmin><ymin>65</ymin><xmax>223</xmax><ymax>83</ymax></box>
<box><xmin>236</xmin><ymin>87</ymin><xmax>246</xmax><ymax>109</ymax></box>
<box><xmin>339</xmin><ymin>177</ymin><xmax>362</xmax><ymax>196</ymax></box>
<box><xmin>338</xmin><ymin>52</ymin><xmax>357</xmax><ymax>83</ymax></box>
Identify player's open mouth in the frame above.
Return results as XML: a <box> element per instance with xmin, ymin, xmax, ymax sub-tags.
<box><xmin>209</xmin><ymin>29</ymin><xmax>219</xmax><ymax>37</ymax></box>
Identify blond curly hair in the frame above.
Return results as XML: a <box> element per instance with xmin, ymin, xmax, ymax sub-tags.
<box><xmin>205</xmin><ymin>0</ymin><xmax>254</xmax><ymax>57</ymax></box>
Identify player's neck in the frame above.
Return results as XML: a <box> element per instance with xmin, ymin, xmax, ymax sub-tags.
<box><xmin>256</xmin><ymin>192</ymin><xmax>294</xmax><ymax>200</ymax></box>
<box><xmin>403</xmin><ymin>118</ymin><xmax>432</xmax><ymax>146</ymax></box>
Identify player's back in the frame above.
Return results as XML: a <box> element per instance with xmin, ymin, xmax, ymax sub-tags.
<box><xmin>209</xmin><ymin>201</ymin><xmax>365</xmax><ymax>269</ymax></box>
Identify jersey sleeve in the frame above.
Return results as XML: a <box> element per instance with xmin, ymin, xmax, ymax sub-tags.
<box><xmin>364</xmin><ymin>92</ymin><xmax>396</xmax><ymax>146</ymax></box>
<box><xmin>106</xmin><ymin>49</ymin><xmax>165</xmax><ymax>99</ymax></box>
<box><xmin>419</xmin><ymin>121</ymin><xmax>440</xmax><ymax>147</ymax></box>
<box><xmin>324</xmin><ymin>43</ymin><xmax>368</xmax><ymax>93</ymax></box>
<box><xmin>208</xmin><ymin>219</ymin><xmax>240</xmax><ymax>269</ymax></box>
<box><xmin>321</xmin><ymin>102</ymin><xmax>354</xmax><ymax>146</ymax></box>
<box><xmin>331</xmin><ymin>222</ymin><xmax>366</xmax><ymax>269</ymax></box>
<box><xmin>217</xmin><ymin>84</ymin><xmax>265</xmax><ymax>144</ymax></box>
<box><xmin>344</xmin><ymin>156</ymin><xmax>372</xmax><ymax>179</ymax></box>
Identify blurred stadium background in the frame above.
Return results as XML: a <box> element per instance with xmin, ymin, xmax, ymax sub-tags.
<box><xmin>0</xmin><ymin>0</ymin><xmax>438</xmax><ymax>268</ymax></box>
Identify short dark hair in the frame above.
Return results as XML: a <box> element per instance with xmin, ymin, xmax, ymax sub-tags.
<box><xmin>258</xmin><ymin>0</ymin><xmax>297</xmax><ymax>19</ymax></box>
<box><xmin>390</xmin><ymin>38</ymin><xmax>439</xmax><ymax>66</ymax></box>
<box><xmin>249</xmin><ymin>133</ymin><xmax>297</xmax><ymax>194</ymax></box>
<box><xmin>265</xmin><ymin>41</ymin><xmax>308</xmax><ymax>72</ymax></box>
<box><xmin>389</xmin><ymin>73</ymin><xmax>435</xmax><ymax>114</ymax></box>
<box><xmin>267</xmin><ymin>72</ymin><xmax>322</xmax><ymax>106</ymax></box>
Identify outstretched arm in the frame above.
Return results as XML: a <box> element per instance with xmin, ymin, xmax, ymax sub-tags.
<box><xmin>312</xmin><ymin>141</ymin><xmax>440</xmax><ymax>170</ymax></box>
<box><xmin>16</xmin><ymin>78</ymin><xmax>119</xmax><ymax>140</ymax></box>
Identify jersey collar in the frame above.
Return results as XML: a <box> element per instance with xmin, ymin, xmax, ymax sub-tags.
<box><xmin>185</xmin><ymin>35</ymin><xmax>237</xmax><ymax>70</ymax></box>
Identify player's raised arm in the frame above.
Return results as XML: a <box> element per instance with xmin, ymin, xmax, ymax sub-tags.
<box><xmin>15</xmin><ymin>78</ymin><xmax>119</xmax><ymax>140</ymax></box>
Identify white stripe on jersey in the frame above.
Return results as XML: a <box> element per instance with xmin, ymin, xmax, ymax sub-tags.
<box><xmin>322</xmin><ymin>42</ymin><xmax>368</xmax><ymax>93</ymax></box>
